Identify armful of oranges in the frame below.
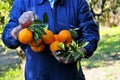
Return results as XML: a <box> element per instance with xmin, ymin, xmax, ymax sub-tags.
<box><xmin>17</xmin><ymin>13</ymin><xmax>88</xmax><ymax>70</ymax></box>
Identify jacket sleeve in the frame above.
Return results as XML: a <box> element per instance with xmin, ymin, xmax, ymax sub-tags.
<box><xmin>77</xmin><ymin>0</ymin><xmax>100</xmax><ymax>58</ymax></box>
<box><xmin>2</xmin><ymin>0</ymin><xmax>24</xmax><ymax>49</ymax></box>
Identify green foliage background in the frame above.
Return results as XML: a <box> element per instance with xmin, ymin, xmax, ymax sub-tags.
<box><xmin>0</xmin><ymin>0</ymin><xmax>12</xmax><ymax>34</ymax></box>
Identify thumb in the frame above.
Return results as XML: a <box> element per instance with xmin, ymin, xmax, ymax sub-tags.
<box><xmin>53</xmin><ymin>51</ymin><xmax>61</xmax><ymax>56</ymax></box>
<box><xmin>31</xmin><ymin>12</ymin><xmax>38</xmax><ymax>21</ymax></box>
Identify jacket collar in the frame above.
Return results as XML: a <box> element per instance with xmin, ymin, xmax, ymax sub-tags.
<box><xmin>37</xmin><ymin>0</ymin><xmax>63</xmax><ymax>5</ymax></box>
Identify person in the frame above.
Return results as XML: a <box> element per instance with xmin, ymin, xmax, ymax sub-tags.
<box><xmin>2</xmin><ymin>0</ymin><xmax>99</xmax><ymax>80</ymax></box>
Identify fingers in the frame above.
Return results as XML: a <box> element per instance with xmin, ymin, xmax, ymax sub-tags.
<box><xmin>64</xmin><ymin>58</ymin><xmax>74</xmax><ymax>64</ymax></box>
<box><xmin>53</xmin><ymin>51</ymin><xmax>75</xmax><ymax>64</ymax></box>
<box><xmin>30</xmin><ymin>12</ymin><xmax>38</xmax><ymax>21</ymax></box>
<box><xmin>55</xmin><ymin>56</ymin><xmax>65</xmax><ymax>62</ymax></box>
<box><xmin>11</xmin><ymin>28</ymin><xmax>18</xmax><ymax>39</ymax></box>
<box><xmin>53</xmin><ymin>51</ymin><xmax>61</xmax><ymax>56</ymax></box>
<box><xmin>53</xmin><ymin>51</ymin><xmax>65</xmax><ymax>62</ymax></box>
<box><xmin>11</xmin><ymin>25</ymin><xmax>22</xmax><ymax>39</ymax></box>
<box><xmin>19</xmin><ymin>11</ymin><xmax>38</xmax><ymax>28</ymax></box>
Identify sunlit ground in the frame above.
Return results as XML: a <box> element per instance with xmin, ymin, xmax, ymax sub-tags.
<box><xmin>82</xmin><ymin>26</ymin><xmax>120</xmax><ymax>80</ymax></box>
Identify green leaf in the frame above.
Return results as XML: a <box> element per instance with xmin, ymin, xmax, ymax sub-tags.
<box><xmin>38</xmin><ymin>23</ymin><xmax>48</xmax><ymax>30</ymax></box>
<box><xmin>28</xmin><ymin>25</ymin><xmax>35</xmax><ymax>31</ymax></box>
<box><xmin>78</xmin><ymin>39</ymin><xmax>89</xmax><ymax>47</ymax></box>
<box><xmin>58</xmin><ymin>42</ymin><xmax>65</xmax><ymax>50</ymax></box>
<box><xmin>69</xmin><ymin>29</ymin><xmax>78</xmax><ymax>39</ymax></box>
<box><xmin>31</xmin><ymin>20</ymin><xmax>48</xmax><ymax>29</ymax></box>
<box><xmin>34</xmin><ymin>27</ymin><xmax>46</xmax><ymax>35</ymax></box>
<box><xmin>70</xmin><ymin>40</ymin><xmax>77</xmax><ymax>48</ymax></box>
<box><xmin>74</xmin><ymin>51</ymin><xmax>80</xmax><ymax>61</ymax></box>
<box><xmin>79</xmin><ymin>50</ymin><xmax>85</xmax><ymax>58</ymax></box>
<box><xmin>43</xmin><ymin>12</ymin><xmax>48</xmax><ymax>23</ymax></box>
<box><xmin>32</xmin><ymin>20</ymin><xmax>42</xmax><ymax>24</ymax></box>
<box><xmin>28</xmin><ymin>28</ymin><xmax>35</xmax><ymax>32</ymax></box>
<box><xmin>81</xmin><ymin>42</ymin><xmax>89</xmax><ymax>47</ymax></box>
<box><xmin>64</xmin><ymin>53</ymin><xmax>72</xmax><ymax>63</ymax></box>
<box><xmin>68</xmin><ymin>41</ymin><xmax>77</xmax><ymax>52</ymax></box>
<box><xmin>33</xmin><ymin>32</ymin><xmax>40</xmax><ymax>43</ymax></box>
<box><xmin>77</xmin><ymin>60</ymin><xmax>81</xmax><ymax>71</ymax></box>
<box><xmin>38</xmin><ymin>24</ymin><xmax>44</xmax><ymax>27</ymax></box>
<box><xmin>28</xmin><ymin>24</ymin><xmax>46</xmax><ymax>41</ymax></box>
<box><xmin>42</xmin><ymin>23</ymin><xmax>48</xmax><ymax>30</ymax></box>
<box><xmin>57</xmin><ymin>51</ymin><xmax>66</xmax><ymax>57</ymax></box>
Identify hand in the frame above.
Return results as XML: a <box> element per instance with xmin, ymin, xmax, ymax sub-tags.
<box><xmin>18</xmin><ymin>11</ymin><xmax>38</xmax><ymax>28</ymax></box>
<box><xmin>11</xmin><ymin>25</ymin><xmax>22</xmax><ymax>39</ymax></box>
<box><xmin>53</xmin><ymin>51</ymin><xmax>75</xmax><ymax>64</ymax></box>
<box><xmin>53</xmin><ymin>48</ymin><xmax>87</xmax><ymax>64</ymax></box>
<box><xmin>80</xmin><ymin>47</ymin><xmax>87</xmax><ymax>57</ymax></box>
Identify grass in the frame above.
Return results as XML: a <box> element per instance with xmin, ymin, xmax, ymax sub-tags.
<box><xmin>0</xmin><ymin>65</ymin><xmax>24</xmax><ymax>80</ymax></box>
<box><xmin>82</xmin><ymin>26</ymin><xmax>120</xmax><ymax>80</ymax></box>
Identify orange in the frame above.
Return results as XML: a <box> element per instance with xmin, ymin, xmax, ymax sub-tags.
<box><xmin>58</xmin><ymin>30</ymin><xmax>72</xmax><ymax>43</ymax></box>
<box><xmin>50</xmin><ymin>41</ymin><xmax>62</xmax><ymax>53</ymax></box>
<box><xmin>29</xmin><ymin>39</ymin><xmax>42</xmax><ymax>47</ymax></box>
<box><xmin>18</xmin><ymin>28</ymin><xmax>33</xmax><ymax>44</ymax></box>
<box><xmin>31</xmin><ymin>43</ymin><xmax>45</xmax><ymax>53</ymax></box>
<box><xmin>54</xmin><ymin>34</ymin><xmax>59</xmax><ymax>41</ymax></box>
<box><xmin>42</xmin><ymin>30</ymin><xmax>55</xmax><ymax>44</ymax></box>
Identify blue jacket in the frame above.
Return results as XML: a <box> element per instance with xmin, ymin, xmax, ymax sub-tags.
<box><xmin>2</xmin><ymin>0</ymin><xmax>99</xmax><ymax>80</ymax></box>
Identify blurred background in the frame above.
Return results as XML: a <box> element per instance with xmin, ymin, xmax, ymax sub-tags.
<box><xmin>0</xmin><ymin>0</ymin><xmax>120</xmax><ymax>80</ymax></box>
